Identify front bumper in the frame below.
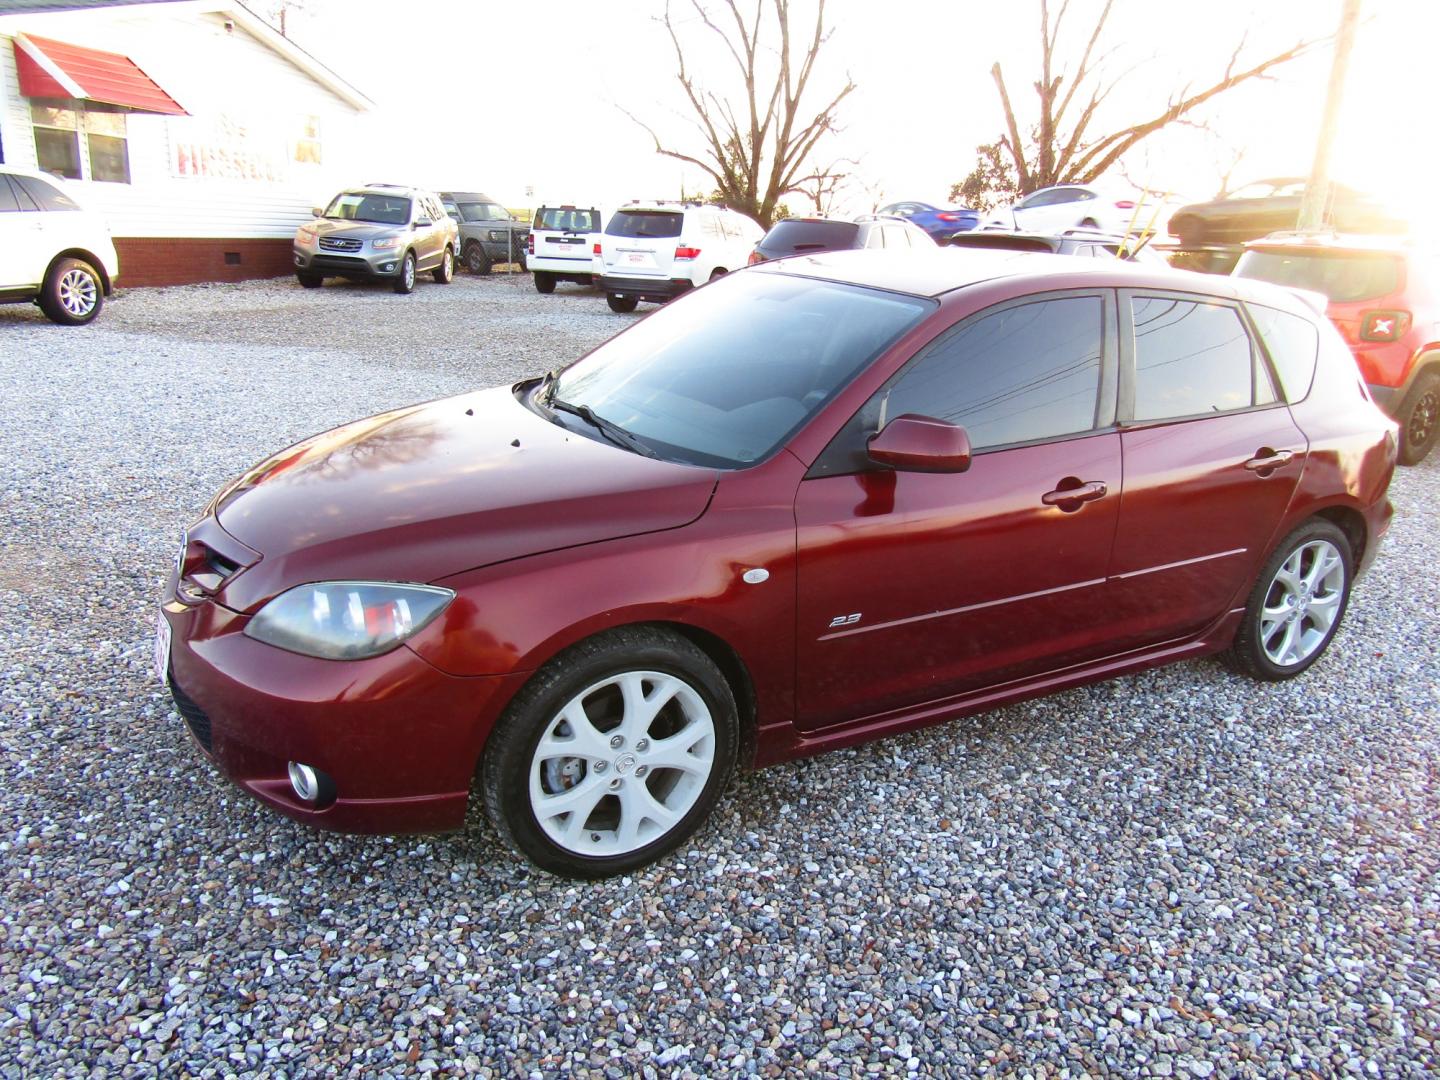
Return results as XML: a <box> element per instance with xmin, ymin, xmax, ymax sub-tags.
<box><xmin>160</xmin><ymin>592</ymin><xmax>527</xmax><ymax>834</ymax></box>
<box><xmin>293</xmin><ymin>246</ymin><xmax>405</xmax><ymax>280</ymax></box>
<box><xmin>599</xmin><ymin>274</ymin><xmax>692</xmax><ymax>303</ymax></box>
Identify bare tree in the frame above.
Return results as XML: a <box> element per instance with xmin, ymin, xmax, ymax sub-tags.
<box><xmin>626</xmin><ymin>0</ymin><xmax>855</xmax><ymax>228</ymax></box>
<box><xmin>952</xmin><ymin>0</ymin><xmax>1326</xmax><ymax>206</ymax></box>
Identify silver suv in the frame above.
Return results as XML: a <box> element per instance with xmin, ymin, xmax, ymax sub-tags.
<box><xmin>292</xmin><ymin>184</ymin><xmax>459</xmax><ymax>293</ymax></box>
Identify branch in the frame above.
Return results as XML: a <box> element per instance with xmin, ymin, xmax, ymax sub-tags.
<box><xmin>990</xmin><ymin>62</ymin><xmax>1032</xmax><ymax>191</ymax></box>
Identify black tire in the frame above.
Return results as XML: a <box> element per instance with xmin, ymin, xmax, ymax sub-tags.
<box><xmin>464</xmin><ymin>241</ymin><xmax>491</xmax><ymax>275</ymax></box>
<box><xmin>534</xmin><ymin>271</ymin><xmax>556</xmax><ymax>294</ymax></box>
<box><xmin>296</xmin><ymin>272</ymin><xmax>323</xmax><ymax>289</ymax></box>
<box><xmin>38</xmin><ymin>257</ymin><xmax>103</xmax><ymax>325</ymax></box>
<box><xmin>393</xmin><ymin>251</ymin><xmax>416</xmax><ymax>294</ymax></box>
<box><xmin>607</xmin><ymin>293</ymin><xmax>638</xmax><ymax>313</ymax></box>
<box><xmin>709</xmin><ymin>267</ymin><xmax>727</xmax><ymax>282</ymax></box>
<box><xmin>1397</xmin><ymin>371</ymin><xmax>1440</xmax><ymax>465</ymax></box>
<box><xmin>1225</xmin><ymin>518</ymin><xmax>1352</xmax><ymax>681</ymax></box>
<box><xmin>432</xmin><ymin>246</ymin><xmax>454</xmax><ymax>284</ymax></box>
<box><xmin>481</xmin><ymin>627</ymin><xmax>738</xmax><ymax>879</ymax></box>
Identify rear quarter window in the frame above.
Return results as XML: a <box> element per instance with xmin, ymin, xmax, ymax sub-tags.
<box><xmin>1246</xmin><ymin>303</ymin><xmax>1320</xmax><ymax>403</ymax></box>
<box><xmin>607</xmin><ymin>211</ymin><xmax>683</xmax><ymax>238</ymax></box>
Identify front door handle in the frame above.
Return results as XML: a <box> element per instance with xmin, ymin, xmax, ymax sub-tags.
<box><xmin>1244</xmin><ymin>448</ymin><xmax>1295</xmax><ymax>476</ymax></box>
<box><xmin>1042</xmin><ymin>480</ymin><xmax>1108</xmax><ymax>512</ymax></box>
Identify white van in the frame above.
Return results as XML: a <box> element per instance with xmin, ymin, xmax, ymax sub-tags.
<box><xmin>527</xmin><ymin>204</ymin><xmax>604</xmax><ymax>293</ymax></box>
<box><xmin>596</xmin><ymin>201</ymin><xmax>764</xmax><ymax>312</ymax></box>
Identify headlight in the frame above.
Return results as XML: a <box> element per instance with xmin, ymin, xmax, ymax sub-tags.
<box><xmin>372</xmin><ymin>236</ymin><xmax>402</xmax><ymax>250</ymax></box>
<box><xmin>245</xmin><ymin>582</ymin><xmax>454</xmax><ymax>660</ymax></box>
<box><xmin>296</xmin><ymin>227</ymin><xmax>317</xmax><ymax>246</ymax></box>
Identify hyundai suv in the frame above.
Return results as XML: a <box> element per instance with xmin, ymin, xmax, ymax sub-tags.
<box><xmin>596</xmin><ymin>201</ymin><xmax>763</xmax><ymax>312</ymax></box>
<box><xmin>1235</xmin><ymin>234</ymin><xmax>1440</xmax><ymax>463</ymax></box>
<box><xmin>0</xmin><ymin>165</ymin><xmax>118</xmax><ymax>325</ymax></box>
<box><xmin>293</xmin><ymin>184</ymin><xmax>458</xmax><ymax>293</ymax></box>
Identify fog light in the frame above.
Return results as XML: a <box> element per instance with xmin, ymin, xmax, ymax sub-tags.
<box><xmin>381</xmin><ymin>262</ymin><xmax>396</xmax><ymax>272</ymax></box>
<box><xmin>293</xmin><ymin>254</ymin><xmax>304</xmax><ymax>266</ymax></box>
<box><xmin>287</xmin><ymin>761</ymin><xmax>332</xmax><ymax>805</ymax></box>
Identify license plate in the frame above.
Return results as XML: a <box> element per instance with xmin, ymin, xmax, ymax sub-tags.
<box><xmin>626</xmin><ymin>253</ymin><xmax>646</xmax><ymax>264</ymax></box>
<box><xmin>153</xmin><ymin>614</ymin><xmax>172</xmax><ymax>686</ymax></box>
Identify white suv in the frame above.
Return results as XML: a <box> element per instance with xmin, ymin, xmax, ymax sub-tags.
<box><xmin>596</xmin><ymin>201</ymin><xmax>764</xmax><ymax>312</ymax></box>
<box><xmin>528</xmin><ymin>204</ymin><xmax>604</xmax><ymax>293</ymax></box>
<box><xmin>0</xmin><ymin>166</ymin><xmax>118</xmax><ymax>325</ymax></box>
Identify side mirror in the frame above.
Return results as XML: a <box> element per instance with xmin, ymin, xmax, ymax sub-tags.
<box><xmin>867</xmin><ymin>414</ymin><xmax>972</xmax><ymax>473</ymax></box>
<box><xmin>311</xmin><ymin>207</ymin><xmax>324</xmax><ymax>217</ymax></box>
<box><xmin>414</xmin><ymin>218</ymin><xmax>432</xmax><ymax>229</ymax></box>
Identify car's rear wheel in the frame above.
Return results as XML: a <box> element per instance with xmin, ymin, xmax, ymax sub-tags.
<box><xmin>433</xmin><ymin>246</ymin><xmax>454</xmax><ymax>284</ymax></box>
<box><xmin>464</xmin><ymin>241</ymin><xmax>490</xmax><ymax>275</ymax></box>
<box><xmin>296</xmin><ymin>272</ymin><xmax>323</xmax><ymax>289</ymax></box>
<box><xmin>1226</xmin><ymin>519</ymin><xmax>1352</xmax><ymax>681</ymax></box>
<box><xmin>482</xmin><ymin>627</ymin><xmax>737</xmax><ymax>878</ymax></box>
<box><xmin>607</xmin><ymin>293</ymin><xmax>638</xmax><ymax>313</ymax></box>
<box><xmin>534</xmin><ymin>271</ymin><xmax>556</xmax><ymax>294</ymax></box>
<box><xmin>39</xmin><ymin>258</ymin><xmax>103</xmax><ymax>325</ymax></box>
<box><xmin>1397</xmin><ymin>372</ymin><xmax>1440</xmax><ymax>465</ymax></box>
<box><xmin>393</xmin><ymin>251</ymin><xmax>416</xmax><ymax>294</ymax></box>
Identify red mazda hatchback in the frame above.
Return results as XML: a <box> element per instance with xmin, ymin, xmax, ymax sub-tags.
<box><xmin>158</xmin><ymin>250</ymin><xmax>1397</xmax><ymax>878</ymax></box>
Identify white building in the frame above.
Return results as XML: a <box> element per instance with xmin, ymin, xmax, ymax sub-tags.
<box><xmin>0</xmin><ymin>0</ymin><xmax>376</xmax><ymax>285</ymax></box>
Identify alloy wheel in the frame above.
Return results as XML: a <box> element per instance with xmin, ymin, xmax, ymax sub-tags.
<box><xmin>59</xmin><ymin>268</ymin><xmax>98</xmax><ymax>318</ymax></box>
<box><xmin>1258</xmin><ymin>539</ymin><xmax>1345</xmax><ymax>667</ymax></box>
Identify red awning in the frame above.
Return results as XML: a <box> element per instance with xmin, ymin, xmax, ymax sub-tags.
<box><xmin>13</xmin><ymin>33</ymin><xmax>186</xmax><ymax>115</ymax></box>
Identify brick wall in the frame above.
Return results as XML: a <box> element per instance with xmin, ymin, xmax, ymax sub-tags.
<box><xmin>112</xmin><ymin>238</ymin><xmax>294</xmax><ymax>288</ymax></box>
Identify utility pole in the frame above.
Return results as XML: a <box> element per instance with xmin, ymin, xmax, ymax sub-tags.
<box><xmin>1297</xmin><ymin>0</ymin><xmax>1362</xmax><ymax>232</ymax></box>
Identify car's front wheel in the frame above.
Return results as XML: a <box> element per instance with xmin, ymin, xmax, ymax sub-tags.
<box><xmin>1397</xmin><ymin>371</ymin><xmax>1440</xmax><ymax>465</ymax></box>
<box><xmin>464</xmin><ymin>241</ymin><xmax>490</xmax><ymax>275</ymax></box>
<box><xmin>607</xmin><ymin>293</ymin><xmax>638</xmax><ymax>313</ymax></box>
<box><xmin>482</xmin><ymin>627</ymin><xmax>738</xmax><ymax>878</ymax></box>
<box><xmin>1226</xmin><ymin>519</ymin><xmax>1352</xmax><ymax>681</ymax></box>
<box><xmin>39</xmin><ymin>258</ymin><xmax>103</xmax><ymax>325</ymax></box>
<box><xmin>433</xmin><ymin>246</ymin><xmax>454</xmax><ymax>284</ymax></box>
<box><xmin>393</xmin><ymin>251</ymin><xmax>417</xmax><ymax>294</ymax></box>
<box><xmin>296</xmin><ymin>272</ymin><xmax>323</xmax><ymax>289</ymax></box>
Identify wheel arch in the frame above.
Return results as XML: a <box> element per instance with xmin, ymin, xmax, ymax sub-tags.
<box><xmin>47</xmin><ymin>249</ymin><xmax>112</xmax><ymax>294</ymax></box>
<box><xmin>1313</xmin><ymin>504</ymin><xmax>1368</xmax><ymax>569</ymax></box>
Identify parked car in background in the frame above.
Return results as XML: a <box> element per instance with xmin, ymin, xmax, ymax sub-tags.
<box><xmin>747</xmin><ymin>214</ymin><xmax>935</xmax><ymax>264</ymax></box>
<box><xmin>160</xmin><ymin>249</ymin><xmax>1396</xmax><ymax>878</ymax></box>
<box><xmin>528</xmin><ymin>204</ymin><xmax>603</xmax><ymax>293</ymax></box>
<box><xmin>438</xmin><ymin>191</ymin><xmax>528</xmax><ymax>274</ymax></box>
<box><xmin>947</xmin><ymin>227</ymin><xmax>1169</xmax><ymax>265</ymax></box>
<box><xmin>293</xmin><ymin>184</ymin><xmax>457</xmax><ymax>294</ymax></box>
<box><xmin>1235</xmin><ymin>233</ymin><xmax>1440</xmax><ymax>463</ymax></box>
<box><xmin>0</xmin><ymin>165</ymin><xmax>117</xmax><ymax>325</ymax></box>
<box><xmin>981</xmin><ymin>183</ymin><xmax>1166</xmax><ymax>238</ymax></box>
<box><xmin>878</xmin><ymin>200</ymin><xmax>980</xmax><ymax>242</ymax></box>
<box><xmin>596</xmin><ymin>201</ymin><xmax>763</xmax><ymax>312</ymax></box>
<box><xmin>1168</xmin><ymin>179</ymin><xmax>1406</xmax><ymax>248</ymax></box>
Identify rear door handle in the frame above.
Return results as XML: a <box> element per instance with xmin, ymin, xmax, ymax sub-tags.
<box><xmin>1244</xmin><ymin>448</ymin><xmax>1295</xmax><ymax>475</ymax></box>
<box><xmin>1042</xmin><ymin>480</ymin><xmax>1108</xmax><ymax>511</ymax></box>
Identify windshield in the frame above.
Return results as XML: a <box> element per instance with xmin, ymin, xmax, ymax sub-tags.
<box><xmin>544</xmin><ymin>271</ymin><xmax>932</xmax><ymax>467</ymax></box>
<box><xmin>606</xmin><ymin>211</ymin><xmax>683</xmax><ymax>238</ymax></box>
<box><xmin>536</xmin><ymin>207</ymin><xmax>599</xmax><ymax>231</ymax></box>
<box><xmin>1236</xmin><ymin>250</ymin><xmax>1402</xmax><ymax>303</ymax></box>
<box><xmin>458</xmin><ymin>202</ymin><xmax>512</xmax><ymax>223</ymax></box>
<box><xmin>324</xmin><ymin>193</ymin><xmax>412</xmax><ymax>225</ymax></box>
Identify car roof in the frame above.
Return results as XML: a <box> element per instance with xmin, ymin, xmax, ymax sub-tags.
<box><xmin>440</xmin><ymin>191</ymin><xmax>499</xmax><ymax>201</ymax></box>
<box><xmin>751</xmin><ymin>248</ymin><xmax>1325</xmax><ymax>312</ymax></box>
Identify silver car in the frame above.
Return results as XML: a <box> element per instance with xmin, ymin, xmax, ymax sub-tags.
<box><xmin>292</xmin><ymin>184</ymin><xmax>459</xmax><ymax>294</ymax></box>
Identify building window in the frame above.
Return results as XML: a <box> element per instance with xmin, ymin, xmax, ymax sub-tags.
<box><xmin>32</xmin><ymin>104</ymin><xmax>81</xmax><ymax>179</ymax></box>
<box><xmin>294</xmin><ymin>114</ymin><xmax>321</xmax><ymax>165</ymax></box>
<box><xmin>30</xmin><ymin>102</ymin><xmax>131</xmax><ymax>183</ymax></box>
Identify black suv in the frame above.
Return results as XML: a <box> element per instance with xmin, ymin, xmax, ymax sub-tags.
<box><xmin>438</xmin><ymin>191</ymin><xmax>528</xmax><ymax>274</ymax></box>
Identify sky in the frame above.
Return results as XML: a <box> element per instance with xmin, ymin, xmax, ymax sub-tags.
<box><xmin>270</xmin><ymin>0</ymin><xmax>1437</xmax><ymax>226</ymax></box>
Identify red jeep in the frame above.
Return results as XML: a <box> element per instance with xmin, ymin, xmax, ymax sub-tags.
<box><xmin>1236</xmin><ymin>234</ymin><xmax>1440</xmax><ymax>463</ymax></box>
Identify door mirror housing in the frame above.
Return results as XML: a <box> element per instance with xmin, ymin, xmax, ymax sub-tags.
<box><xmin>311</xmin><ymin>206</ymin><xmax>324</xmax><ymax>217</ymax></box>
<box><xmin>867</xmin><ymin>414</ymin><xmax>972</xmax><ymax>473</ymax></box>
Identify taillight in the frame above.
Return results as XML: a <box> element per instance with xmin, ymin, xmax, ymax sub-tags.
<box><xmin>1114</xmin><ymin>200</ymin><xmax>1136</xmax><ymax>209</ymax></box>
<box><xmin>527</xmin><ymin>234</ymin><xmax>534</xmax><ymax>255</ymax></box>
<box><xmin>674</xmin><ymin>246</ymin><xmax>701</xmax><ymax>260</ymax></box>
<box><xmin>1360</xmin><ymin>310</ymin><xmax>1411</xmax><ymax>342</ymax></box>
<box><xmin>748</xmin><ymin>250</ymin><xmax>765</xmax><ymax>265</ymax></box>
<box><xmin>936</xmin><ymin>212</ymin><xmax>960</xmax><ymax>222</ymax></box>
<box><xmin>593</xmin><ymin>241</ymin><xmax>602</xmax><ymax>256</ymax></box>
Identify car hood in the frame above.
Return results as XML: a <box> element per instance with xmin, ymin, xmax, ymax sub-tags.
<box><xmin>304</xmin><ymin>219</ymin><xmax>401</xmax><ymax>240</ymax></box>
<box><xmin>211</xmin><ymin>386</ymin><xmax>719</xmax><ymax>613</ymax></box>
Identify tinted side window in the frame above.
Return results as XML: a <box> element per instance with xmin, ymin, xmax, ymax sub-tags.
<box><xmin>14</xmin><ymin>175</ymin><xmax>79</xmax><ymax>212</ymax></box>
<box><xmin>1131</xmin><ymin>297</ymin><xmax>1255</xmax><ymax>421</ymax></box>
<box><xmin>1247</xmin><ymin>303</ymin><xmax>1320</xmax><ymax>403</ymax></box>
<box><xmin>0</xmin><ymin>177</ymin><xmax>20</xmax><ymax>213</ymax></box>
<box><xmin>885</xmin><ymin>296</ymin><xmax>1105</xmax><ymax>450</ymax></box>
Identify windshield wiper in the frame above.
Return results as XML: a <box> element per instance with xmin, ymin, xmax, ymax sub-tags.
<box><xmin>548</xmin><ymin>397</ymin><xmax>657</xmax><ymax>458</ymax></box>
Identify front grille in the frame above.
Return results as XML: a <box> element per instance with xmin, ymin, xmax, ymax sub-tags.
<box><xmin>313</xmin><ymin>255</ymin><xmax>369</xmax><ymax>269</ymax></box>
<box><xmin>169</xmin><ymin>677</ymin><xmax>213</xmax><ymax>753</ymax></box>
<box><xmin>318</xmin><ymin>236</ymin><xmax>363</xmax><ymax>252</ymax></box>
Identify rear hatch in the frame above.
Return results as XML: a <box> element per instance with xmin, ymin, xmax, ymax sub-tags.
<box><xmin>601</xmin><ymin>209</ymin><xmax>683</xmax><ymax>279</ymax></box>
<box><xmin>531</xmin><ymin>205</ymin><xmax>601</xmax><ymax>268</ymax></box>
<box><xmin>755</xmin><ymin>219</ymin><xmax>859</xmax><ymax>261</ymax></box>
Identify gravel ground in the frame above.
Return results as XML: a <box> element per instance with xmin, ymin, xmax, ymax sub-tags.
<box><xmin>2</xmin><ymin>272</ymin><xmax>1438</xmax><ymax>1078</ymax></box>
